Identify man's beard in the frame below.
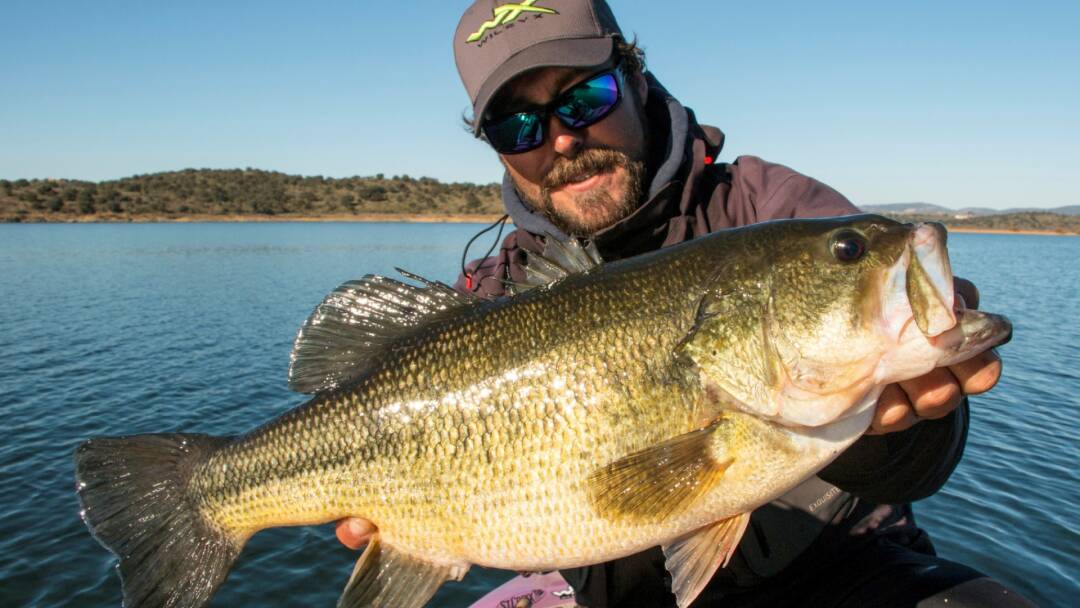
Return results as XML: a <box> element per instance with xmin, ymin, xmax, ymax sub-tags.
<box><xmin>522</xmin><ymin>148</ymin><xmax>646</xmax><ymax>236</ymax></box>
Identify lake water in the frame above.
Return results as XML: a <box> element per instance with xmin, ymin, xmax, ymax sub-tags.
<box><xmin>0</xmin><ymin>222</ymin><xmax>1076</xmax><ymax>606</ymax></box>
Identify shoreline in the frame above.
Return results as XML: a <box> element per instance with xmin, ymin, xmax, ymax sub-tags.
<box><xmin>946</xmin><ymin>227</ymin><xmax>1077</xmax><ymax>236</ymax></box>
<box><xmin>6</xmin><ymin>212</ymin><xmax>510</xmax><ymax>224</ymax></box>
<box><xmin>4</xmin><ymin>213</ymin><xmax>1077</xmax><ymax>236</ymax></box>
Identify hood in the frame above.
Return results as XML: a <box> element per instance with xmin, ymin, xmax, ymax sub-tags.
<box><xmin>501</xmin><ymin>72</ymin><xmax>713</xmax><ymax>258</ymax></box>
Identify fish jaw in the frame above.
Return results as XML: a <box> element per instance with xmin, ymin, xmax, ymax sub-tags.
<box><xmin>879</xmin><ymin>222</ymin><xmax>955</xmax><ymax>343</ymax></box>
<box><xmin>870</xmin><ymin>223</ymin><xmax>953</xmax><ymax>383</ymax></box>
<box><xmin>877</xmin><ymin>308</ymin><xmax>1012</xmax><ymax>384</ymax></box>
<box><xmin>936</xmin><ymin>309</ymin><xmax>1012</xmax><ymax>366</ymax></box>
<box><xmin>874</xmin><ymin>223</ymin><xmax>1011</xmax><ymax>385</ymax></box>
<box><xmin>906</xmin><ymin>222</ymin><xmax>956</xmax><ymax>337</ymax></box>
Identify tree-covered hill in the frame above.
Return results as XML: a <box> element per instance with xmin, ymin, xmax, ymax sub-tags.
<box><xmin>1</xmin><ymin>169</ymin><xmax>1076</xmax><ymax>234</ymax></box>
<box><xmin>0</xmin><ymin>169</ymin><xmax>503</xmax><ymax>222</ymax></box>
<box><xmin>869</xmin><ymin>211</ymin><xmax>1080</xmax><ymax>235</ymax></box>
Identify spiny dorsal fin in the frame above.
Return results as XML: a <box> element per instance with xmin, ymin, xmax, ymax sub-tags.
<box><xmin>508</xmin><ymin>235</ymin><xmax>603</xmax><ymax>295</ymax></box>
<box><xmin>662</xmin><ymin>514</ymin><xmax>751</xmax><ymax>608</ymax></box>
<box><xmin>288</xmin><ymin>270</ymin><xmax>477</xmax><ymax>394</ymax></box>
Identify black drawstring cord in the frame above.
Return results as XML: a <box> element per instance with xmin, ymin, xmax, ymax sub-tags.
<box><xmin>460</xmin><ymin>214</ymin><xmax>509</xmax><ymax>292</ymax></box>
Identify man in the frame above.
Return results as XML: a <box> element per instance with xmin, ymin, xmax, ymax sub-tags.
<box><xmin>338</xmin><ymin>1</ymin><xmax>1027</xmax><ymax>605</ymax></box>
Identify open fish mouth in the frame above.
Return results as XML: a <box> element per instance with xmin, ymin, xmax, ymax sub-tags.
<box><xmin>877</xmin><ymin>221</ymin><xmax>1012</xmax><ymax>383</ymax></box>
<box><xmin>879</xmin><ymin>222</ymin><xmax>960</xmax><ymax>344</ymax></box>
<box><xmin>897</xmin><ymin>222</ymin><xmax>1013</xmax><ymax>355</ymax></box>
<box><xmin>935</xmin><ymin>308</ymin><xmax>1012</xmax><ymax>366</ymax></box>
<box><xmin>906</xmin><ymin>222</ymin><xmax>956</xmax><ymax>337</ymax></box>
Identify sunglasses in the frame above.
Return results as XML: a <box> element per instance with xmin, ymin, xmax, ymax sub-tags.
<box><xmin>482</xmin><ymin>66</ymin><xmax>623</xmax><ymax>154</ymax></box>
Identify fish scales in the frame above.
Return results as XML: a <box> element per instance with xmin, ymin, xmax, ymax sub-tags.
<box><xmin>194</xmin><ymin>242</ymin><xmax>725</xmax><ymax>567</ymax></box>
<box><xmin>75</xmin><ymin>215</ymin><xmax>1013</xmax><ymax>608</ymax></box>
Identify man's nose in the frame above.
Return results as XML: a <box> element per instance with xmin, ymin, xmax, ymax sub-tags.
<box><xmin>549</xmin><ymin>117</ymin><xmax>584</xmax><ymax>158</ymax></box>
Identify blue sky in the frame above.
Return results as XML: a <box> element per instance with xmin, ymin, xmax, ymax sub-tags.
<box><xmin>1</xmin><ymin>0</ymin><xmax>1076</xmax><ymax>209</ymax></box>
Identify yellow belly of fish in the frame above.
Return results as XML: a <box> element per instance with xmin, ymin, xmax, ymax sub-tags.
<box><xmin>355</xmin><ymin>411</ymin><xmax>834</xmax><ymax>572</ymax></box>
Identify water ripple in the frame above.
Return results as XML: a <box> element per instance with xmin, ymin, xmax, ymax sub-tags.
<box><xmin>1</xmin><ymin>225</ymin><xmax>1077</xmax><ymax>606</ymax></box>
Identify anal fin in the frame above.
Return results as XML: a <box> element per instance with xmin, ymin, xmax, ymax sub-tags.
<box><xmin>662</xmin><ymin>513</ymin><xmax>751</xmax><ymax>608</ymax></box>
<box><xmin>587</xmin><ymin>419</ymin><xmax>733</xmax><ymax>522</ymax></box>
<box><xmin>338</xmin><ymin>535</ymin><xmax>468</xmax><ymax>608</ymax></box>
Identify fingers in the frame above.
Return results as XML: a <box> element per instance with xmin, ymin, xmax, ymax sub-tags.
<box><xmin>335</xmin><ymin>518</ymin><xmax>376</xmax><ymax>550</ymax></box>
<box><xmin>870</xmin><ymin>368</ymin><xmax>964</xmax><ymax>435</ymax></box>
<box><xmin>868</xmin><ymin>276</ymin><xmax>998</xmax><ymax>436</ymax></box>
<box><xmin>868</xmin><ymin>383</ymin><xmax>918</xmax><ymax>435</ymax></box>
<box><xmin>899</xmin><ymin>367</ymin><xmax>963</xmax><ymax>420</ymax></box>
<box><xmin>949</xmin><ymin>348</ymin><xmax>1002</xmax><ymax>395</ymax></box>
<box><xmin>954</xmin><ymin>277</ymin><xmax>979</xmax><ymax>310</ymax></box>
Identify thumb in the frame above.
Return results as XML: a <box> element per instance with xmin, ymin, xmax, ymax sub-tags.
<box><xmin>954</xmin><ymin>277</ymin><xmax>979</xmax><ymax>310</ymax></box>
<box><xmin>335</xmin><ymin>518</ymin><xmax>375</xmax><ymax>550</ymax></box>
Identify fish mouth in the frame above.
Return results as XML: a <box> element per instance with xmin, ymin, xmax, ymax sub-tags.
<box><xmin>879</xmin><ymin>222</ymin><xmax>958</xmax><ymax>343</ymax></box>
<box><xmin>905</xmin><ymin>222</ymin><xmax>956</xmax><ymax>337</ymax></box>
<box><xmin>876</xmin><ymin>221</ymin><xmax>1012</xmax><ymax>380</ymax></box>
<box><xmin>936</xmin><ymin>308</ymin><xmax>1012</xmax><ymax>366</ymax></box>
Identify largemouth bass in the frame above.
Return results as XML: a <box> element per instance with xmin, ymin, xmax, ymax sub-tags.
<box><xmin>74</xmin><ymin>215</ymin><xmax>1011</xmax><ymax>608</ymax></box>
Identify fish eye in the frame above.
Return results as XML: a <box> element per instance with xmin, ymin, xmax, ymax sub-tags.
<box><xmin>831</xmin><ymin>231</ymin><xmax>868</xmax><ymax>263</ymax></box>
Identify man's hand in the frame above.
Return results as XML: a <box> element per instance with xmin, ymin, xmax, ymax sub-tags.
<box><xmin>868</xmin><ymin>277</ymin><xmax>1003</xmax><ymax>435</ymax></box>
<box><xmin>335</xmin><ymin>518</ymin><xmax>376</xmax><ymax>550</ymax></box>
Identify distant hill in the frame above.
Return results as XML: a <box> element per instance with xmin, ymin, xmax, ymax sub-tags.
<box><xmin>1</xmin><ymin>170</ymin><xmax>1075</xmax><ymax>234</ymax></box>
<box><xmin>998</xmin><ymin>204</ymin><xmax>1080</xmax><ymax>216</ymax></box>
<box><xmin>859</xmin><ymin>203</ymin><xmax>1080</xmax><ymax>233</ymax></box>
<box><xmin>858</xmin><ymin>210</ymin><xmax>1079</xmax><ymax>235</ymax></box>
<box><xmin>955</xmin><ymin>207</ymin><xmax>1000</xmax><ymax>216</ymax></box>
<box><xmin>860</xmin><ymin>202</ymin><xmax>956</xmax><ymax>215</ymax></box>
<box><xmin>0</xmin><ymin>169</ymin><xmax>504</xmax><ymax>222</ymax></box>
<box><xmin>862</xmin><ymin>203</ymin><xmax>1080</xmax><ymax>217</ymax></box>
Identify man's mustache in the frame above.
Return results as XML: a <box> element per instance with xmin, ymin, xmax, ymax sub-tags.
<box><xmin>542</xmin><ymin>149</ymin><xmax>628</xmax><ymax>190</ymax></box>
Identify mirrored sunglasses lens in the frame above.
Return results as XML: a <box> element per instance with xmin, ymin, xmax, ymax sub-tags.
<box><xmin>485</xmin><ymin>113</ymin><xmax>543</xmax><ymax>153</ymax></box>
<box><xmin>556</xmin><ymin>73</ymin><xmax>619</xmax><ymax>128</ymax></box>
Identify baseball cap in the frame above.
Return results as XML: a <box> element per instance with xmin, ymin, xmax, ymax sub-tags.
<box><xmin>453</xmin><ymin>0</ymin><xmax>624</xmax><ymax>135</ymax></box>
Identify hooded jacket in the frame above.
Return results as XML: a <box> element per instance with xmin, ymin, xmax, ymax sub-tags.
<box><xmin>456</xmin><ymin>73</ymin><xmax>968</xmax><ymax>606</ymax></box>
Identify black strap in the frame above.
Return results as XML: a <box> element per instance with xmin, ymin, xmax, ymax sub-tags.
<box><xmin>459</xmin><ymin>214</ymin><xmax>509</xmax><ymax>291</ymax></box>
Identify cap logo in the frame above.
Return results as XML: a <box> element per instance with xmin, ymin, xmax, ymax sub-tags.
<box><xmin>466</xmin><ymin>0</ymin><xmax>558</xmax><ymax>44</ymax></box>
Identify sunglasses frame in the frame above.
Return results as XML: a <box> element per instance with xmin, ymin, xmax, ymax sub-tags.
<box><xmin>481</xmin><ymin>63</ymin><xmax>625</xmax><ymax>155</ymax></box>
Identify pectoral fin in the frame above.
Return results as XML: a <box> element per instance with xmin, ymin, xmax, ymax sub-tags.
<box><xmin>587</xmin><ymin>419</ymin><xmax>733</xmax><ymax>522</ymax></box>
<box><xmin>662</xmin><ymin>513</ymin><xmax>751</xmax><ymax>608</ymax></box>
<box><xmin>338</xmin><ymin>535</ymin><xmax>468</xmax><ymax>608</ymax></box>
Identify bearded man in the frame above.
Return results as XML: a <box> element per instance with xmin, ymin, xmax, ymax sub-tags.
<box><xmin>337</xmin><ymin>2</ymin><xmax>1028</xmax><ymax>606</ymax></box>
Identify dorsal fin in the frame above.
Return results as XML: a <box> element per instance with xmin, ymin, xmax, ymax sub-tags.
<box><xmin>288</xmin><ymin>270</ymin><xmax>477</xmax><ymax>394</ymax></box>
<box><xmin>509</xmin><ymin>236</ymin><xmax>603</xmax><ymax>295</ymax></box>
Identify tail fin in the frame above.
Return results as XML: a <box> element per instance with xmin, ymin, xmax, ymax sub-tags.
<box><xmin>75</xmin><ymin>433</ymin><xmax>241</xmax><ymax>608</ymax></box>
